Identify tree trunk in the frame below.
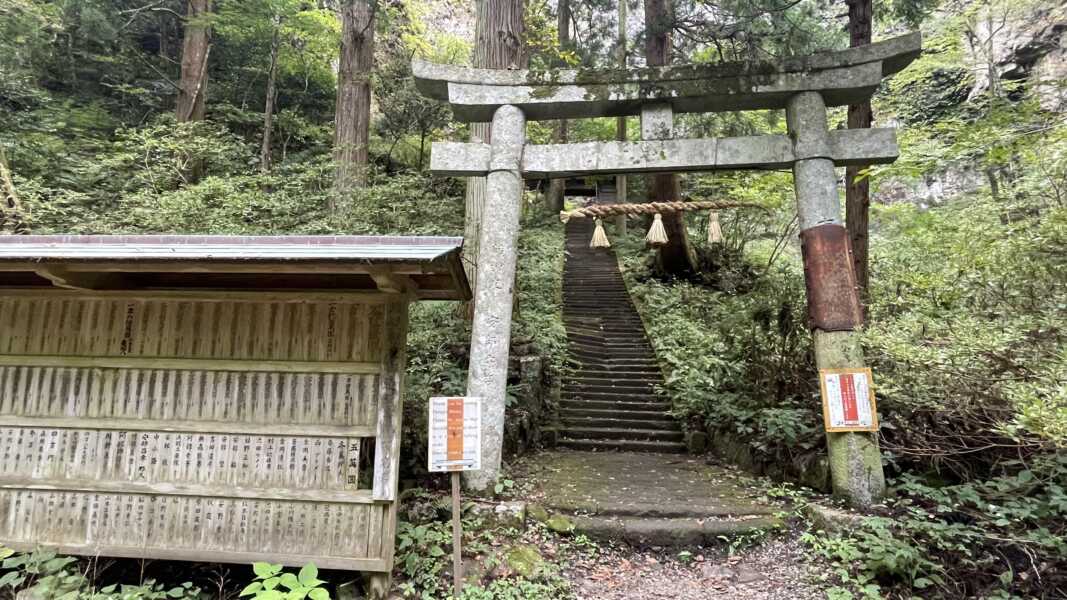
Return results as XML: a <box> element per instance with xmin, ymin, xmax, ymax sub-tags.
<box><xmin>0</xmin><ymin>148</ymin><xmax>28</xmax><ymax>234</ymax></box>
<box><xmin>615</xmin><ymin>0</ymin><xmax>628</xmax><ymax>235</ymax></box>
<box><xmin>176</xmin><ymin>0</ymin><xmax>210</xmax><ymax>123</ymax></box>
<box><xmin>463</xmin><ymin>0</ymin><xmax>526</xmax><ymax>292</ymax></box>
<box><xmin>545</xmin><ymin>0</ymin><xmax>571</xmax><ymax>214</ymax></box>
<box><xmin>845</xmin><ymin>0</ymin><xmax>872</xmax><ymax>313</ymax></box>
<box><xmin>260</xmin><ymin>20</ymin><xmax>281</xmax><ymax>173</ymax></box>
<box><xmin>644</xmin><ymin>0</ymin><xmax>695</xmax><ymax>276</ymax></box>
<box><xmin>334</xmin><ymin>0</ymin><xmax>375</xmax><ymax>200</ymax></box>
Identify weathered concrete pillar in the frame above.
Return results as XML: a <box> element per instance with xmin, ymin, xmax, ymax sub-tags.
<box><xmin>463</xmin><ymin>104</ymin><xmax>526</xmax><ymax>492</ymax></box>
<box><xmin>786</xmin><ymin>91</ymin><xmax>886</xmax><ymax>508</ymax></box>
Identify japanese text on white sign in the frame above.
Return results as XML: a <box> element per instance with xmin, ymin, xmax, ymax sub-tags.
<box><xmin>428</xmin><ymin>397</ymin><xmax>482</xmax><ymax>472</ymax></box>
<box><xmin>819</xmin><ymin>369</ymin><xmax>878</xmax><ymax>432</ymax></box>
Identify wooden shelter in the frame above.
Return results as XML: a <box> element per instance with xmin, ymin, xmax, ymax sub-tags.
<box><xmin>0</xmin><ymin>235</ymin><xmax>470</xmax><ymax>586</ymax></box>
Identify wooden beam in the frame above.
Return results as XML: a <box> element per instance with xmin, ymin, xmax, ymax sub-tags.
<box><xmin>0</xmin><ymin>415</ymin><xmax>376</xmax><ymax>439</ymax></box>
<box><xmin>35</xmin><ymin>266</ymin><xmax>131</xmax><ymax>290</ymax></box>
<box><xmin>1</xmin><ymin>540</ymin><xmax>391</xmax><ymax>573</ymax></box>
<box><xmin>431</xmin><ymin>129</ymin><xmax>899</xmax><ymax>178</ymax></box>
<box><xmin>369</xmin><ymin>271</ymin><xmax>416</xmax><ymax>294</ymax></box>
<box><xmin>0</xmin><ymin>354</ymin><xmax>382</xmax><ymax>375</ymax></box>
<box><xmin>372</xmin><ymin>300</ymin><xmax>408</xmax><ymax>502</ymax></box>
<box><xmin>0</xmin><ymin>477</ymin><xmax>378</xmax><ymax>505</ymax></box>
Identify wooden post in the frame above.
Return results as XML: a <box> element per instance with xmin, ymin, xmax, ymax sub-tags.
<box><xmin>786</xmin><ymin>91</ymin><xmax>886</xmax><ymax>508</ymax></box>
<box><xmin>451</xmin><ymin>471</ymin><xmax>463</xmax><ymax>597</ymax></box>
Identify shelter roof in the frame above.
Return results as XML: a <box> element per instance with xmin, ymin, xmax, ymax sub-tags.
<box><xmin>0</xmin><ymin>235</ymin><xmax>470</xmax><ymax>300</ymax></box>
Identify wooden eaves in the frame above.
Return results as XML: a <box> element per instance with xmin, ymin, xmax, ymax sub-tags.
<box><xmin>0</xmin><ymin>235</ymin><xmax>472</xmax><ymax>300</ymax></box>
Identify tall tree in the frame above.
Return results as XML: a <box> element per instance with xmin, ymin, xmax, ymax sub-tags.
<box><xmin>615</xmin><ymin>0</ymin><xmax>628</xmax><ymax>235</ymax></box>
<box><xmin>845</xmin><ymin>0</ymin><xmax>873</xmax><ymax>311</ymax></box>
<box><xmin>334</xmin><ymin>0</ymin><xmax>375</xmax><ymax>197</ymax></box>
<box><xmin>176</xmin><ymin>0</ymin><xmax>212</xmax><ymax>123</ymax></box>
<box><xmin>545</xmin><ymin>0</ymin><xmax>572</xmax><ymax>213</ymax></box>
<box><xmin>644</xmin><ymin>0</ymin><xmax>697</xmax><ymax>276</ymax></box>
<box><xmin>260</xmin><ymin>14</ymin><xmax>281</xmax><ymax>172</ymax></box>
<box><xmin>463</xmin><ymin>0</ymin><xmax>526</xmax><ymax>291</ymax></box>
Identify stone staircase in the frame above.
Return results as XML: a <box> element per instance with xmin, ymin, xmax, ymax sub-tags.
<box><xmin>559</xmin><ymin>218</ymin><xmax>685</xmax><ymax>453</ymax></box>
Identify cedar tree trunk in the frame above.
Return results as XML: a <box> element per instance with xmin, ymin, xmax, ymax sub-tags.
<box><xmin>545</xmin><ymin>0</ymin><xmax>571</xmax><ymax>214</ymax></box>
<box><xmin>644</xmin><ymin>0</ymin><xmax>696</xmax><ymax>276</ymax></box>
<box><xmin>463</xmin><ymin>0</ymin><xmax>526</xmax><ymax>292</ymax></box>
<box><xmin>845</xmin><ymin>0</ymin><xmax>873</xmax><ymax>312</ymax></box>
<box><xmin>176</xmin><ymin>0</ymin><xmax>210</xmax><ymax>123</ymax></box>
<box><xmin>334</xmin><ymin>0</ymin><xmax>375</xmax><ymax>198</ymax></box>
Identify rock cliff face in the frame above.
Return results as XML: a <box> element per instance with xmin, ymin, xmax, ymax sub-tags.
<box><xmin>967</xmin><ymin>2</ymin><xmax>1067</xmax><ymax>112</ymax></box>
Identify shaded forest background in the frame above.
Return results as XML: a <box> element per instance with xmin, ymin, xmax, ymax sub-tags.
<box><xmin>1</xmin><ymin>0</ymin><xmax>1066</xmax><ymax>598</ymax></box>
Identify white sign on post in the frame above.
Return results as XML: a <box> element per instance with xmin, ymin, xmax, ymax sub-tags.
<box><xmin>819</xmin><ymin>368</ymin><xmax>878</xmax><ymax>432</ymax></box>
<box><xmin>428</xmin><ymin>396</ymin><xmax>482</xmax><ymax>472</ymax></box>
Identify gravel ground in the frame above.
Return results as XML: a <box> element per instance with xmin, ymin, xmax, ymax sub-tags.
<box><xmin>562</xmin><ymin>536</ymin><xmax>827</xmax><ymax>600</ymax></box>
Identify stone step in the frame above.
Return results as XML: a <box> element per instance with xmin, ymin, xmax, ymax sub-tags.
<box><xmin>556</xmin><ymin>438</ymin><xmax>686</xmax><ymax>453</ymax></box>
<box><xmin>568</xmin><ymin>515</ymin><xmax>783</xmax><ymax>547</ymax></box>
<box><xmin>566</xmin><ymin>375</ymin><xmax>662</xmax><ymax>386</ymax></box>
<box><xmin>568</xmin><ymin>346</ymin><xmax>647</xmax><ymax>356</ymax></box>
<box><xmin>580</xmin><ymin>365</ymin><xmax>661</xmax><ymax>373</ymax></box>
<box><xmin>559</xmin><ymin>399</ymin><xmax>671</xmax><ymax>412</ymax></box>
<box><xmin>563</xmin><ymin>385</ymin><xmax>659</xmax><ymax>397</ymax></box>
<box><xmin>560</xmin><ymin>416</ymin><xmax>678</xmax><ymax>431</ymax></box>
<box><xmin>569</xmin><ymin>376</ymin><xmax>658</xmax><ymax>386</ymax></box>
<box><xmin>560</xmin><ymin>426</ymin><xmax>683</xmax><ymax>442</ymax></box>
<box><xmin>560</xmin><ymin>407</ymin><xmax>675</xmax><ymax>422</ymax></box>
<box><xmin>561</xmin><ymin>390</ymin><xmax>666</xmax><ymax>403</ymax></box>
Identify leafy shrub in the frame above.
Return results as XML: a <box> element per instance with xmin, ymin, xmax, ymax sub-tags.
<box><xmin>240</xmin><ymin>563</ymin><xmax>330</xmax><ymax>600</ymax></box>
<box><xmin>0</xmin><ymin>548</ymin><xmax>204</xmax><ymax>600</ymax></box>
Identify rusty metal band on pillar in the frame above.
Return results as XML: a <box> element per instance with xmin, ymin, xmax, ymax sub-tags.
<box><xmin>800</xmin><ymin>223</ymin><xmax>864</xmax><ymax>331</ymax></box>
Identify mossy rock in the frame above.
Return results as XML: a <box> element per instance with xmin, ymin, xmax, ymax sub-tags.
<box><xmin>527</xmin><ymin>503</ymin><xmax>550</xmax><ymax>524</ymax></box>
<box><xmin>546</xmin><ymin>513</ymin><xmax>576</xmax><ymax>534</ymax></box>
<box><xmin>503</xmin><ymin>544</ymin><xmax>545</xmax><ymax>579</ymax></box>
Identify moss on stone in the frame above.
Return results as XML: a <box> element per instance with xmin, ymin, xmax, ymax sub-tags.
<box><xmin>504</xmin><ymin>544</ymin><xmax>545</xmax><ymax>579</ymax></box>
<box><xmin>527</xmin><ymin>503</ymin><xmax>550</xmax><ymax>524</ymax></box>
<box><xmin>546</xmin><ymin>513</ymin><xmax>576</xmax><ymax>534</ymax></box>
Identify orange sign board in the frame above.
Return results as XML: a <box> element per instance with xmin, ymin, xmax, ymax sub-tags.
<box><xmin>429</xmin><ymin>397</ymin><xmax>482</xmax><ymax>472</ymax></box>
<box><xmin>819</xmin><ymin>368</ymin><xmax>878</xmax><ymax>432</ymax></box>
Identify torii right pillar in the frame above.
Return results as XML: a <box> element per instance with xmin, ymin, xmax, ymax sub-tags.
<box><xmin>786</xmin><ymin>91</ymin><xmax>886</xmax><ymax>507</ymax></box>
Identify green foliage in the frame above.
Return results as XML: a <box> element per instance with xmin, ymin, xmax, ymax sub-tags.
<box><xmin>394</xmin><ymin>492</ymin><xmax>580</xmax><ymax>600</ymax></box>
<box><xmin>514</xmin><ymin>211</ymin><xmax>568</xmax><ymax>378</ymax></box>
<box><xmin>239</xmin><ymin>563</ymin><xmax>329</xmax><ymax>600</ymax></box>
<box><xmin>619</xmin><ymin>231</ymin><xmax>819</xmax><ymax>462</ymax></box>
<box><xmin>804</xmin><ymin>454</ymin><xmax>1067</xmax><ymax>597</ymax></box>
<box><xmin>0</xmin><ymin>548</ymin><xmax>204</xmax><ymax>600</ymax></box>
<box><xmin>395</xmin><ymin>520</ymin><xmax>454</xmax><ymax>598</ymax></box>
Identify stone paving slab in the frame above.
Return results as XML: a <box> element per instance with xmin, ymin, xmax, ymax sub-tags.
<box><xmin>529</xmin><ymin>451</ymin><xmax>776</xmax><ymax>517</ymax></box>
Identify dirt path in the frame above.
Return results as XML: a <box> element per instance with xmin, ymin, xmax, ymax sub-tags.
<box><xmin>561</xmin><ymin>537</ymin><xmax>825</xmax><ymax>600</ymax></box>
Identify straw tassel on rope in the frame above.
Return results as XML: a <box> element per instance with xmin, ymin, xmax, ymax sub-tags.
<box><xmin>645</xmin><ymin>213</ymin><xmax>668</xmax><ymax>247</ymax></box>
<box><xmin>559</xmin><ymin>199</ymin><xmax>765</xmax><ymax>223</ymax></box>
<box><xmin>707</xmin><ymin>211</ymin><xmax>723</xmax><ymax>244</ymax></box>
<box><xmin>590</xmin><ymin>218</ymin><xmax>611</xmax><ymax>248</ymax></box>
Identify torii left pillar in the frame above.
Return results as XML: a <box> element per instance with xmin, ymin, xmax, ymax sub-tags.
<box><xmin>464</xmin><ymin>105</ymin><xmax>526</xmax><ymax>491</ymax></box>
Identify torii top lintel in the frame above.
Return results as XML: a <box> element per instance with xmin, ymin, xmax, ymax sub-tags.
<box><xmin>413</xmin><ymin>32</ymin><xmax>921</xmax><ymax>123</ymax></box>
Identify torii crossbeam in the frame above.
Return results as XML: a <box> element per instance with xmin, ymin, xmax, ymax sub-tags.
<box><xmin>416</xmin><ymin>32</ymin><xmax>922</xmax><ymax>506</ymax></box>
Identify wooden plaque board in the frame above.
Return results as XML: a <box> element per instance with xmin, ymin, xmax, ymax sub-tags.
<box><xmin>819</xmin><ymin>368</ymin><xmax>879</xmax><ymax>432</ymax></box>
<box><xmin>0</xmin><ymin>291</ymin><xmax>408</xmax><ymax>573</ymax></box>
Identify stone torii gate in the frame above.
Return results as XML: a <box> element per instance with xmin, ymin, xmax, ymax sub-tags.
<box><xmin>415</xmin><ymin>32</ymin><xmax>921</xmax><ymax>507</ymax></box>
